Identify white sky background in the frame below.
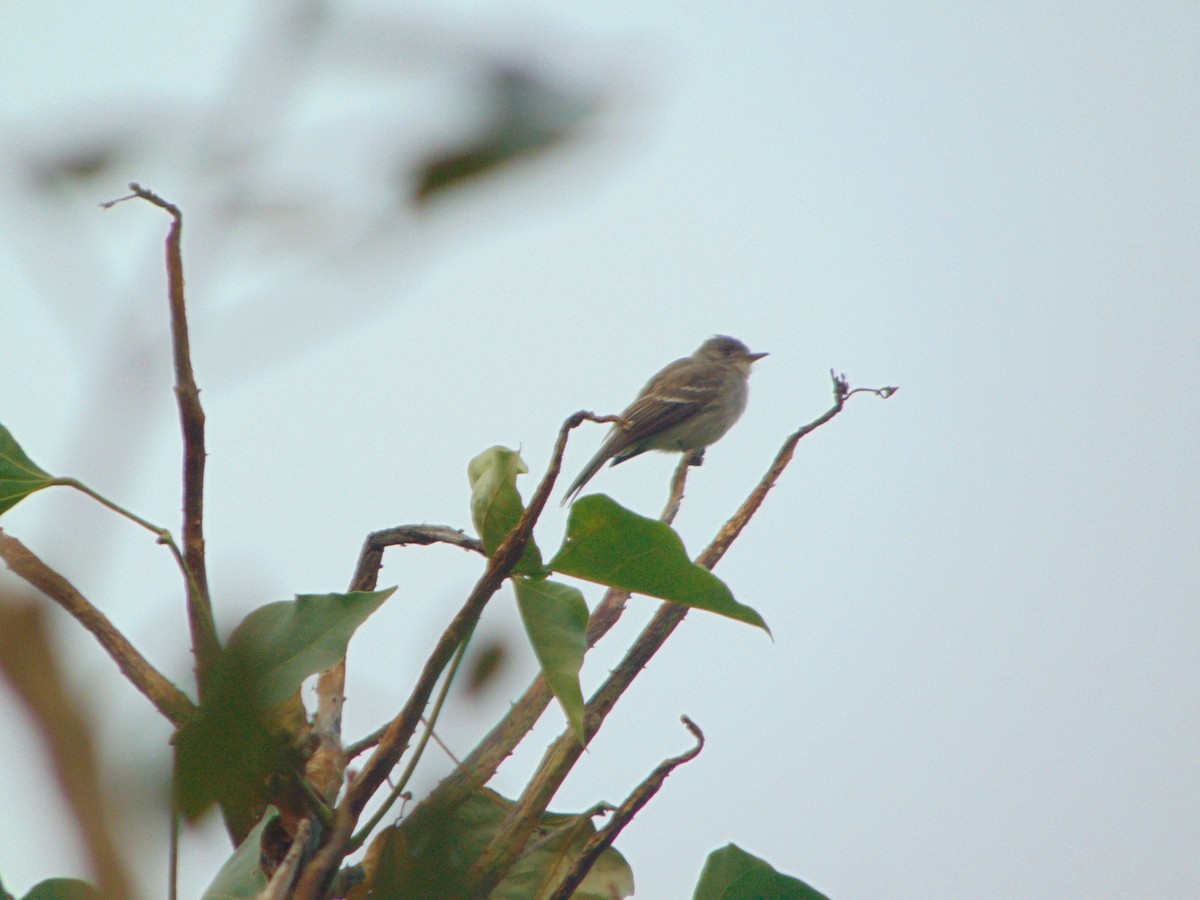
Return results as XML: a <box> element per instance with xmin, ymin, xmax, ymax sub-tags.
<box><xmin>1</xmin><ymin>2</ymin><xmax>1198</xmax><ymax>898</ymax></box>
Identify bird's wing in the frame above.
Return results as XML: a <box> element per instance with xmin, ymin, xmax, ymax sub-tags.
<box><xmin>561</xmin><ymin>358</ymin><xmax>724</xmax><ymax>503</ymax></box>
<box><xmin>613</xmin><ymin>360</ymin><xmax>726</xmax><ymax>450</ymax></box>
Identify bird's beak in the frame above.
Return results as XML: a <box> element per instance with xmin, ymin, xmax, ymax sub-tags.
<box><xmin>746</xmin><ymin>351</ymin><xmax>769</xmax><ymax>362</ymax></box>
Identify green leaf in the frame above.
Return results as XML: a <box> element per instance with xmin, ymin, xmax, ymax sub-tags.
<box><xmin>201</xmin><ymin>807</ymin><xmax>278</xmax><ymax>899</ymax></box>
<box><xmin>224</xmin><ymin>589</ymin><xmax>397</xmax><ymax>708</ymax></box>
<box><xmin>693</xmin><ymin>844</ymin><xmax>828</xmax><ymax>900</ymax></box>
<box><xmin>513</xmin><ymin>576</ymin><xmax>588</xmax><ymax>744</ymax></box>
<box><xmin>468</xmin><ymin>446</ymin><xmax>545</xmax><ymax>576</ymax></box>
<box><xmin>20</xmin><ymin>880</ymin><xmax>101</xmax><ymax>900</ymax></box>
<box><xmin>549</xmin><ymin>495</ymin><xmax>769</xmax><ymax>633</ymax></box>
<box><xmin>0</xmin><ymin>423</ymin><xmax>54</xmax><ymax>517</ymax></box>
<box><xmin>350</xmin><ymin>788</ymin><xmax>633</xmax><ymax>900</ymax></box>
<box><xmin>175</xmin><ymin>590</ymin><xmax>395</xmax><ymax>822</ymax></box>
<box><xmin>173</xmin><ymin>653</ymin><xmax>301</xmax><ymax>824</ymax></box>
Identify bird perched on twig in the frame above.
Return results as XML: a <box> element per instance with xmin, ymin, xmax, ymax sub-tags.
<box><xmin>562</xmin><ymin>335</ymin><xmax>767</xmax><ymax>504</ymax></box>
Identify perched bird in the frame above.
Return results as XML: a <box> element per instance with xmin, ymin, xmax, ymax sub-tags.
<box><xmin>563</xmin><ymin>335</ymin><xmax>767</xmax><ymax>503</ymax></box>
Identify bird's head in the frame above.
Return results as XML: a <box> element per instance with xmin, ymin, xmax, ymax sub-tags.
<box><xmin>697</xmin><ymin>335</ymin><xmax>768</xmax><ymax>372</ymax></box>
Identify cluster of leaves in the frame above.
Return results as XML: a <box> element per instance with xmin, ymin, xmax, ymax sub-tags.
<box><xmin>469</xmin><ymin>446</ymin><xmax>767</xmax><ymax>743</ymax></box>
<box><xmin>1</xmin><ymin>424</ymin><xmax>827</xmax><ymax>898</ymax></box>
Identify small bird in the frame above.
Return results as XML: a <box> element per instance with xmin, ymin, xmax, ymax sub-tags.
<box><xmin>563</xmin><ymin>335</ymin><xmax>767</xmax><ymax>503</ymax></box>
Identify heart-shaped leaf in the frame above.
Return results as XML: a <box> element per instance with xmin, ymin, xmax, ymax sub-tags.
<box><xmin>550</xmin><ymin>495</ymin><xmax>768</xmax><ymax>633</ymax></box>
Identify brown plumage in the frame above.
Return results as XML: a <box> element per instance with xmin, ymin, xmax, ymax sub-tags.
<box><xmin>563</xmin><ymin>335</ymin><xmax>767</xmax><ymax>503</ymax></box>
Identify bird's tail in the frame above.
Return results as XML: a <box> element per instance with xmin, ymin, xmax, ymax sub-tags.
<box><xmin>561</xmin><ymin>445</ymin><xmax>610</xmax><ymax>506</ymax></box>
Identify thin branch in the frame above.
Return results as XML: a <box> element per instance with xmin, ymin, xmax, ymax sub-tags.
<box><xmin>308</xmin><ymin>529</ymin><xmax>485</xmax><ymax>797</ymax></box>
<box><xmin>105</xmin><ymin>183</ymin><xmax>220</xmax><ymax>696</ymax></box>
<box><xmin>0</xmin><ymin>599</ymin><xmax>135</xmax><ymax>899</ymax></box>
<box><xmin>348</xmin><ymin>635</ymin><xmax>472</xmax><ymax>850</ymax></box>
<box><xmin>0</xmin><ymin>529</ymin><xmax>196</xmax><ymax>725</ymax></box>
<box><xmin>51</xmin><ymin>477</ymin><xmax>204</xmax><ymax>620</ymax></box>
<box><xmin>467</xmin><ymin>374</ymin><xmax>896</xmax><ymax>894</ymax></box>
<box><xmin>291</xmin><ymin>411</ymin><xmax>616</xmax><ymax>900</ymax></box>
<box><xmin>548</xmin><ymin>716</ymin><xmax>704</xmax><ymax>900</ymax></box>
<box><xmin>350</xmin><ymin>525</ymin><xmax>486</xmax><ymax>594</ymax></box>
<box><xmin>390</xmin><ymin>453</ymin><xmax>694</xmax><ymax>825</ymax></box>
<box><xmin>169</xmin><ymin>802</ymin><xmax>180</xmax><ymax>900</ymax></box>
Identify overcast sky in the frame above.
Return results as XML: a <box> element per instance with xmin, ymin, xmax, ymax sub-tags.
<box><xmin>1</xmin><ymin>2</ymin><xmax>1197</xmax><ymax>897</ymax></box>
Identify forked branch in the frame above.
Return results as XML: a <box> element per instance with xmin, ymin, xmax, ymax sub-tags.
<box><xmin>467</xmin><ymin>373</ymin><xmax>897</xmax><ymax>894</ymax></box>
<box><xmin>291</xmin><ymin>411</ymin><xmax>620</xmax><ymax>899</ymax></box>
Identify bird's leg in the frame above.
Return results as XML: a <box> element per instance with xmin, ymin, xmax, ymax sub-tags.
<box><xmin>685</xmin><ymin>448</ymin><xmax>706</xmax><ymax>467</ymax></box>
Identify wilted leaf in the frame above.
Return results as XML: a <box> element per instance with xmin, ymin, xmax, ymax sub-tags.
<box><xmin>513</xmin><ymin>576</ymin><xmax>588</xmax><ymax>743</ymax></box>
<box><xmin>468</xmin><ymin>446</ymin><xmax>545</xmax><ymax>576</ymax></box>
<box><xmin>201</xmin><ymin>807</ymin><xmax>278</xmax><ymax>899</ymax></box>
<box><xmin>549</xmin><ymin>495</ymin><xmax>769</xmax><ymax>633</ymax></box>
<box><xmin>693</xmin><ymin>844</ymin><xmax>828</xmax><ymax>900</ymax></box>
<box><xmin>0</xmin><ymin>423</ymin><xmax>54</xmax><ymax>516</ymax></box>
<box><xmin>352</xmin><ymin>788</ymin><xmax>633</xmax><ymax>900</ymax></box>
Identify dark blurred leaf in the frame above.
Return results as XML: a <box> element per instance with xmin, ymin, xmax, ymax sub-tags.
<box><xmin>413</xmin><ymin>66</ymin><xmax>597</xmax><ymax>204</ymax></box>
<box><xmin>0</xmin><ymin>424</ymin><xmax>54</xmax><ymax>517</ymax></box>
<box><xmin>351</xmin><ymin>788</ymin><xmax>633</xmax><ymax>900</ymax></box>
<box><xmin>20</xmin><ymin>880</ymin><xmax>101</xmax><ymax>900</ymax></box>
<box><xmin>200</xmin><ymin>806</ymin><xmax>278</xmax><ymax>899</ymax></box>
<box><xmin>693</xmin><ymin>844</ymin><xmax>828</xmax><ymax>900</ymax></box>
<box><xmin>466</xmin><ymin>637</ymin><xmax>510</xmax><ymax>694</ymax></box>
<box><xmin>34</xmin><ymin>145</ymin><xmax>118</xmax><ymax>188</ymax></box>
<box><xmin>513</xmin><ymin>576</ymin><xmax>588</xmax><ymax>743</ymax></box>
<box><xmin>173</xmin><ymin>651</ymin><xmax>300</xmax><ymax>824</ymax></box>
<box><xmin>549</xmin><ymin>495</ymin><xmax>769</xmax><ymax>633</ymax></box>
<box><xmin>175</xmin><ymin>589</ymin><xmax>393</xmax><ymax>824</ymax></box>
<box><xmin>468</xmin><ymin>446</ymin><xmax>545</xmax><ymax>576</ymax></box>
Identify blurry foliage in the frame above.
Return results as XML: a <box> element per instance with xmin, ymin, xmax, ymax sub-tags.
<box><xmin>0</xmin><ymin>5</ymin><xmax>821</xmax><ymax>898</ymax></box>
<box><xmin>349</xmin><ymin>788</ymin><xmax>633</xmax><ymax>900</ymax></box>
<box><xmin>413</xmin><ymin>66</ymin><xmax>599</xmax><ymax>204</ymax></box>
<box><xmin>174</xmin><ymin>589</ymin><xmax>394</xmax><ymax>834</ymax></box>
<box><xmin>199</xmin><ymin>807</ymin><xmax>278</xmax><ymax>900</ymax></box>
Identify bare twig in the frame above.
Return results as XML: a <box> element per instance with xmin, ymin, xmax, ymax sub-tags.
<box><xmin>350</xmin><ymin>525</ymin><xmax>486</xmax><ymax>594</ymax></box>
<box><xmin>394</xmin><ymin>453</ymin><xmax>694</xmax><ymax>826</ymax></box>
<box><xmin>256</xmin><ymin>819</ymin><xmax>311</xmax><ymax>900</ymax></box>
<box><xmin>0</xmin><ymin>599</ymin><xmax>135</xmax><ymax>899</ymax></box>
<box><xmin>291</xmin><ymin>412</ymin><xmax>617</xmax><ymax>899</ymax></box>
<box><xmin>467</xmin><ymin>374</ymin><xmax>896</xmax><ymax>894</ymax></box>
<box><xmin>548</xmin><ymin>716</ymin><xmax>704</xmax><ymax>900</ymax></box>
<box><xmin>105</xmin><ymin>183</ymin><xmax>220</xmax><ymax>696</ymax></box>
<box><xmin>307</xmin><ymin>526</ymin><xmax>486</xmax><ymax>801</ymax></box>
<box><xmin>0</xmin><ymin>529</ymin><xmax>195</xmax><ymax>725</ymax></box>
